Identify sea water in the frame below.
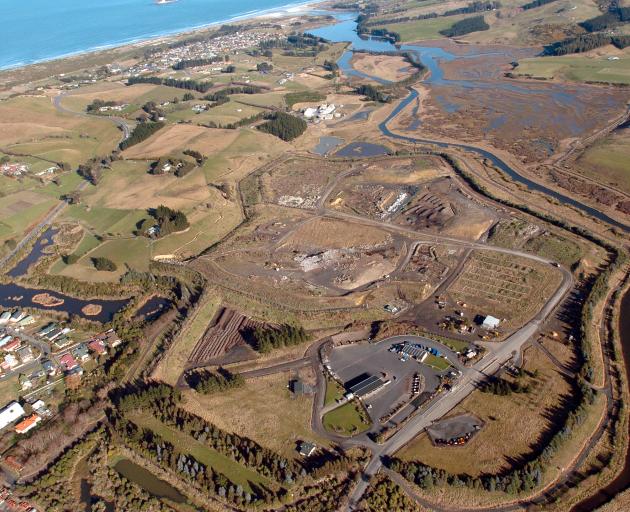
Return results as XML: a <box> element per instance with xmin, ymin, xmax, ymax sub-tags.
<box><xmin>1</xmin><ymin>0</ymin><xmax>313</xmax><ymax>70</ymax></box>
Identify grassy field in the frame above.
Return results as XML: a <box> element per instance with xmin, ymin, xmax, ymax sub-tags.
<box><xmin>0</xmin><ymin>375</ymin><xmax>19</xmax><ymax>403</ymax></box>
<box><xmin>153</xmin><ymin>293</ymin><xmax>222</xmax><ymax>386</ymax></box>
<box><xmin>515</xmin><ymin>53</ymin><xmax>630</xmax><ymax>85</ymax></box>
<box><xmin>0</xmin><ymin>193</ymin><xmax>57</xmax><ymax>242</ymax></box>
<box><xmin>323</xmin><ymin>400</ymin><xmax>371</xmax><ymax>436</ymax></box>
<box><xmin>324</xmin><ymin>377</ymin><xmax>346</xmax><ymax>406</ymax></box>
<box><xmin>375</xmin><ymin>14</ymin><xmax>468</xmax><ymax>42</ymax></box>
<box><xmin>182</xmin><ymin>372</ymin><xmax>328</xmax><ymax>459</ymax></box>
<box><xmin>0</xmin><ymin>96</ymin><xmax>120</xmax><ymax>167</ymax></box>
<box><xmin>423</xmin><ymin>354</ymin><xmax>451</xmax><ymax>371</ymax></box>
<box><xmin>576</xmin><ymin>128</ymin><xmax>630</xmax><ymax>195</ymax></box>
<box><xmin>396</xmin><ymin>348</ymin><xmax>573</xmax><ymax>476</ymax></box>
<box><xmin>127</xmin><ymin>412</ymin><xmax>274</xmax><ymax>493</ymax></box>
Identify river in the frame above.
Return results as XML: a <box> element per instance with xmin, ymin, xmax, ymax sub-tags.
<box><xmin>310</xmin><ymin>13</ymin><xmax>630</xmax><ymax>233</ymax></box>
<box><xmin>0</xmin><ymin>282</ymin><xmax>128</xmax><ymax>323</ymax></box>
<box><xmin>311</xmin><ymin>9</ymin><xmax>630</xmax><ymax>506</ymax></box>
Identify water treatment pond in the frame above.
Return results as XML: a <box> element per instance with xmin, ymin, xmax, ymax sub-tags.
<box><xmin>113</xmin><ymin>458</ymin><xmax>186</xmax><ymax>503</ymax></box>
<box><xmin>335</xmin><ymin>141</ymin><xmax>390</xmax><ymax>158</ymax></box>
<box><xmin>313</xmin><ymin>136</ymin><xmax>345</xmax><ymax>155</ymax></box>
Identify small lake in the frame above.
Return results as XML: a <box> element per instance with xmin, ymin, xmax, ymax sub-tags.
<box><xmin>313</xmin><ymin>136</ymin><xmax>345</xmax><ymax>156</ymax></box>
<box><xmin>113</xmin><ymin>458</ymin><xmax>186</xmax><ymax>503</ymax></box>
<box><xmin>0</xmin><ymin>282</ymin><xmax>128</xmax><ymax>322</ymax></box>
<box><xmin>7</xmin><ymin>227</ymin><xmax>58</xmax><ymax>278</ymax></box>
<box><xmin>335</xmin><ymin>141</ymin><xmax>390</xmax><ymax>158</ymax></box>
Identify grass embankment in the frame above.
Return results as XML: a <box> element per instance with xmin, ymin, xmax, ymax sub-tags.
<box><xmin>324</xmin><ymin>377</ymin><xmax>346</xmax><ymax>406</ymax></box>
<box><xmin>323</xmin><ymin>400</ymin><xmax>371</xmax><ymax>436</ymax></box>
<box><xmin>153</xmin><ymin>293</ymin><xmax>221</xmax><ymax>386</ymax></box>
<box><xmin>127</xmin><ymin>413</ymin><xmax>274</xmax><ymax>493</ymax></box>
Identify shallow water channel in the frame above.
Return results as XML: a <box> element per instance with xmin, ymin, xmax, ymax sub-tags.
<box><xmin>310</xmin><ymin>12</ymin><xmax>630</xmax><ymax>233</ymax></box>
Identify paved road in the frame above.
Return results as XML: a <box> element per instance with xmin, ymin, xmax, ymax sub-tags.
<box><xmin>52</xmin><ymin>91</ymin><xmax>131</xmax><ymax>141</ymax></box>
<box><xmin>344</xmin><ymin>263</ymin><xmax>573</xmax><ymax>509</ymax></box>
<box><xmin>238</xmin><ymin>357</ymin><xmax>311</xmax><ymax>379</ymax></box>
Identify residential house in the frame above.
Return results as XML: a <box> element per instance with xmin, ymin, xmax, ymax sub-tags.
<box><xmin>37</xmin><ymin>323</ymin><xmax>57</xmax><ymax>337</ymax></box>
<box><xmin>3</xmin><ymin>339</ymin><xmax>21</xmax><ymax>352</ymax></box>
<box><xmin>2</xmin><ymin>354</ymin><xmax>18</xmax><ymax>370</ymax></box>
<box><xmin>14</xmin><ymin>414</ymin><xmax>41</xmax><ymax>434</ymax></box>
<box><xmin>88</xmin><ymin>339</ymin><xmax>107</xmax><ymax>356</ymax></box>
<box><xmin>59</xmin><ymin>354</ymin><xmax>78</xmax><ymax>371</ymax></box>
<box><xmin>0</xmin><ymin>335</ymin><xmax>13</xmax><ymax>347</ymax></box>
<box><xmin>18</xmin><ymin>315</ymin><xmax>35</xmax><ymax>328</ymax></box>
<box><xmin>72</xmin><ymin>344</ymin><xmax>90</xmax><ymax>363</ymax></box>
<box><xmin>104</xmin><ymin>329</ymin><xmax>122</xmax><ymax>348</ymax></box>
<box><xmin>9</xmin><ymin>311</ymin><xmax>25</xmax><ymax>323</ymax></box>
<box><xmin>0</xmin><ymin>311</ymin><xmax>12</xmax><ymax>324</ymax></box>
<box><xmin>16</xmin><ymin>346</ymin><xmax>34</xmax><ymax>364</ymax></box>
<box><xmin>297</xmin><ymin>441</ymin><xmax>317</xmax><ymax>457</ymax></box>
<box><xmin>41</xmin><ymin>359</ymin><xmax>58</xmax><ymax>376</ymax></box>
<box><xmin>18</xmin><ymin>375</ymin><xmax>33</xmax><ymax>391</ymax></box>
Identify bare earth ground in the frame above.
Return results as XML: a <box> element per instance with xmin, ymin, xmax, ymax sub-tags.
<box><xmin>351</xmin><ymin>53</ymin><xmax>415</xmax><ymax>82</ymax></box>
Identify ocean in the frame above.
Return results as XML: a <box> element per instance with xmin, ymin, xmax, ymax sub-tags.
<box><xmin>1</xmin><ymin>0</ymin><xmax>313</xmax><ymax>70</ymax></box>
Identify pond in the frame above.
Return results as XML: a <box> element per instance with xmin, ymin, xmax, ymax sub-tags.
<box><xmin>0</xmin><ymin>282</ymin><xmax>128</xmax><ymax>322</ymax></box>
<box><xmin>313</xmin><ymin>136</ymin><xmax>345</xmax><ymax>156</ymax></box>
<box><xmin>7</xmin><ymin>227</ymin><xmax>58</xmax><ymax>278</ymax></box>
<box><xmin>113</xmin><ymin>458</ymin><xmax>186</xmax><ymax>503</ymax></box>
<box><xmin>334</xmin><ymin>141</ymin><xmax>390</xmax><ymax>158</ymax></box>
<box><xmin>134</xmin><ymin>296</ymin><xmax>172</xmax><ymax>321</ymax></box>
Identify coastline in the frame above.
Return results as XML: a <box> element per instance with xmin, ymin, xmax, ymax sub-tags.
<box><xmin>0</xmin><ymin>0</ymin><xmax>328</xmax><ymax>73</ymax></box>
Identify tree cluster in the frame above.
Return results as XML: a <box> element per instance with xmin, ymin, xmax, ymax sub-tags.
<box><xmin>92</xmin><ymin>256</ymin><xmax>117</xmax><ymax>272</ymax></box>
<box><xmin>77</xmin><ymin>154</ymin><xmax>118</xmax><ymax>184</ymax></box>
<box><xmin>579</xmin><ymin>7</ymin><xmax>630</xmax><ymax>32</ymax></box>
<box><xmin>359</xmin><ymin>477</ymin><xmax>419</xmax><ymax>511</ymax></box>
<box><xmin>127</xmin><ymin>76</ymin><xmax>214</xmax><ymax>93</ymax></box>
<box><xmin>182</xmin><ymin>149</ymin><xmax>206</xmax><ymax>165</ymax></box>
<box><xmin>185</xmin><ymin>367</ymin><xmax>245</xmax><ymax>394</ymax></box>
<box><xmin>257</xmin><ymin>112</ymin><xmax>307</xmax><ymax>141</ymax></box>
<box><xmin>521</xmin><ymin>0</ymin><xmax>558</xmax><ymax>10</ymax></box>
<box><xmin>86</xmin><ymin>99</ymin><xmax>120</xmax><ymax>112</ymax></box>
<box><xmin>151</xmin><ymin>205</ymin><xmax>190</xmax><ymax>237</ymax></box>
<box><xmin>440</xmin><ymin>16</ymin><xmax>490</xmax><ymax>37</ymax></box>
<box><xmin>544</xmin><ymin>33</ymin><xmax>630</xmax><ymax>55</ymax></box>
<box><xmin>250</xmin><ymin>324</ymin><xmax>310</xmax><ymax>353</ymax></box>
<box><xmin>120</xmin><ymin>121</ymin><xmax>165</xmax><ymax>151</ymax></box>
<box><xmin>172</xmin><ymin>56</ymin><xmax>225</xmax><ymax>70</ymax></box>
<box><xmin>355</xmin><ymin>84</ymin><xmax>390</xmax><ymax>103</ymax></box>
<box><xmin>479</xmin><ymin>376</ymin><xmax>530</xmax><ymax>395</ymax></box>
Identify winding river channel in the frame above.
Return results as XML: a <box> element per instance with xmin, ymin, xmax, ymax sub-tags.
<box><xmin>311</xmin><ymin>13</ymin><xmax>630</xmax><ymax>233</ymax></box>
<box><xmin>312</xmin><ymin>10</ymin><xmax>630</xmax><ymax>507</ymax></box>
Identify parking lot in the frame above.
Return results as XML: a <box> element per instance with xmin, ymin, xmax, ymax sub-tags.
<box><xmin>326</xmin><ymin>336</ymin><xmax>460</xmax><ymax>425</ymax></box>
